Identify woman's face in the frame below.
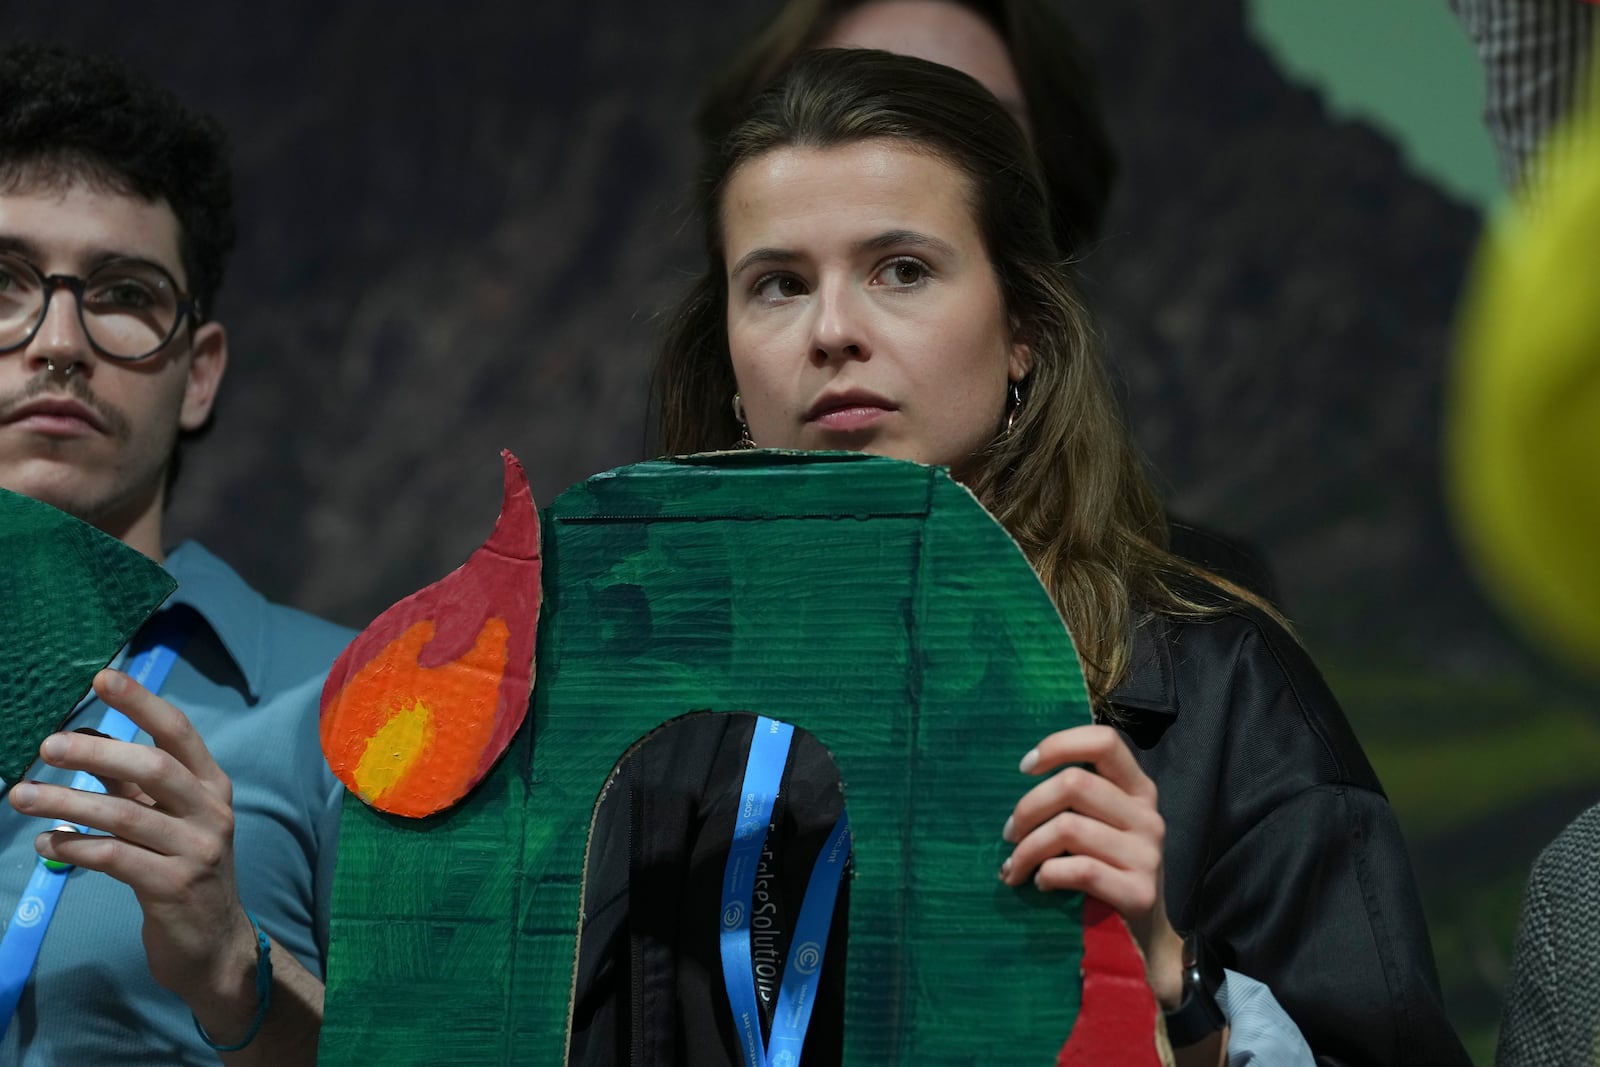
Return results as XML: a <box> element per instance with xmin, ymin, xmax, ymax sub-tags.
<box><xmin>721</xmin><ymin>139</ymin><xmax>1029</xmax><ymax>478</ymax></box>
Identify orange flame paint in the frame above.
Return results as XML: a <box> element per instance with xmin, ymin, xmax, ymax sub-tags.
<box><xmin>321</xmin><ymin>617</ymin><xmax>509</xmax><ymax>816</ymax></box>
<box><xmin>320</xmin><ymin>451</ymin><xmax>541</xmax><ymax>817</ymax></box>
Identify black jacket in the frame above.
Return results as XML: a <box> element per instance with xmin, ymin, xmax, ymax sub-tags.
<box><xmin>1111</xmin><ymin>604</ymin><xmax>1471</xmax><ymax>1066</ymax></box>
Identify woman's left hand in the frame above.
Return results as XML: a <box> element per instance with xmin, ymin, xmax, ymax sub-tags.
<box><xmin>999</xmin><ymin>723</ymin><xmax>1185</xmax><ymax>1009</ymax></box>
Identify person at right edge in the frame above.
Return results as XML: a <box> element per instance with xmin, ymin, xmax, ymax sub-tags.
<box><xmin>1450</xmin><ymin>2</ymin><xmax>1600</xmax><ymax>1064</ymax></box>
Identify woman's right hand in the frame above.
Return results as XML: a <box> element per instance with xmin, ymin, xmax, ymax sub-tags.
<box><xmin>998</xmin><ymin>723</ymin><xmax>1187</xmax><ymax>1011</ymax></box>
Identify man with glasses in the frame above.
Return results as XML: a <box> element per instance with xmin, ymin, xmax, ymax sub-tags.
<box><xmin>0</xmin><ymin>45</ymin><xmax>347</xmax><ymax>1064</ymax></box>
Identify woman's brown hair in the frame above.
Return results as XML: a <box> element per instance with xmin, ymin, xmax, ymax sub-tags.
<box><xmin>657</xmin><ymin>49</ymin><xmax>1279</xmax><ymax>706</ymax></box>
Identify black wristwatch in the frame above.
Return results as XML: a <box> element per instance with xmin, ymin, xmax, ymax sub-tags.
<box><xmin>1163</xmin><ymin>932</ymin><xmax>1226</xmax><ymax>1047</ymax></box>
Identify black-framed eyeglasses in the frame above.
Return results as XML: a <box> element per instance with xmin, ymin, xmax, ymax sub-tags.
<box><xmin>0</xmin><ymin>250</ymin><xmax>202</xmax><ymax>362</ymax></box>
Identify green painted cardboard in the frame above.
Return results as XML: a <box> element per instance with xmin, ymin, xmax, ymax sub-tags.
<box><xmin>0</xmin><ymin>488</ymin><xmax>176</xmax><ymax>786</ymax></box>
<box><xmin>321</xmin><ymin>453</ymin><xmax>1095</xmax><ymax>1063</ymax></box>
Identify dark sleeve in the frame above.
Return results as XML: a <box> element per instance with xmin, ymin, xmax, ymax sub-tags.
<box><xmin>1495</xmin><ymin>802</ymin><xmax>1600</xmax><ymax>1066</ymax></box>
<box><xmin>1124</xmin><ymin>612</ymin><xmax>1471</xmax><ymax>1066</ymax></box>
<box><xmin>1197</xmin><ymin>621</ymin><xmax>1469</xmax><ymax>1066</ymax></box>
<box><xmin>1495</xmin><ymin>859</ymin><xmax>1563</xmax><ymax>1066</ymax></box>
<box><xmin>1200</xmin><ymin>784</ymin><xmax>1465</xmax><ymax>1066</ymax></box>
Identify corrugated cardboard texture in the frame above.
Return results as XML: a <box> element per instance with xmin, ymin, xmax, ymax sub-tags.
<box><xmin>0</xmin><ymin>488</ymin><xmax>175</xmax><ymax>786</ymax></box>
<box><xmin>321</xmin><ymin>453</ymin><xmax>1093</xmax><ymax>1063</ymax></box>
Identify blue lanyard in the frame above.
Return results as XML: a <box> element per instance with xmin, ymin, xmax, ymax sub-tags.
<box><xmin>719</xmin><ymin>717</ymin><xmax>852</xmax><ymax>1067</ymax></box>
<box><xmin>0</xmin><ymin>609</ymin><xmax>192</xmax><ymax>1037</ymax></box>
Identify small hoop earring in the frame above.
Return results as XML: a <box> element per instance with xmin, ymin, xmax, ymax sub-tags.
<box><xmin>731</xmin><ymin>393</ymin><xmax>755</xmax><ymax>449</ymax></box>
<box><xmin>1004</xmin><ymin>379</ymin><xmax>1024</xmax><ymax>437</ymax></box>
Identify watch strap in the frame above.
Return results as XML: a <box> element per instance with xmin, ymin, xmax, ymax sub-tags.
<box><xmin>1163</xmin><ymin>932</ymin><xmax>1226</xmax><ymax>1047</ymax></box>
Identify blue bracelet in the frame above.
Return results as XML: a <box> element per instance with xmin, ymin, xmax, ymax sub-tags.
<box><xmin>192</xmin><ymin>910</ymin><xmax>273</xmax><ymax>1053</ymax></box>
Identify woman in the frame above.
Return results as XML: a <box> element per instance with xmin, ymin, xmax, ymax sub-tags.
<box><xmin>652</xmin><ymin>48</ymin><xmax>1469</xmax><ymax>1065</ymax></box>
<box><xmin>696</xmin><ymin>0</ymin><xmax>1280</xmax><ymax>605</ymax></box>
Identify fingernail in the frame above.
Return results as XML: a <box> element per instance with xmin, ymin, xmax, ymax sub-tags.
<box><xmin>101</xmin><ymin>670</ymin><xmax>125</xmax><ymax>696</ymax></box>
<box><xmin>40</xmin><ymin>736</ymin><xmax>66</xmax><ymax>761</ymax></box>
<box><xmin>999</xmin><ymin>856</ymin><xmax>1013</xmax><ymax>880</ymax></box>
<box><xmin>1019</xmin><ymin>748</ymin><xmax>1039</xmax><ymax>773</ymax></box>
<box><xmin>10</xmin><ymin>783</ymin><xmax>35</xmax><ymax>807</ymax></box>
<box><xmin>1001</xmin><ymin>816</ymin><xmax>1016</xmax><ymax>843</ymax></box>
<box><xmin>40</xmin><ymin>826</ymin><xmax>76</xmax><ymax>869</ymax></box>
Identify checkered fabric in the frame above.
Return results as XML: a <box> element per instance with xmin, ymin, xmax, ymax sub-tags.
<box><xmin>1497</xmin><ymin>802</ymin><xmax>1600</xmax><ymax>1066</ymax></box>
<box><xmin>1451</xmin><ymin>0</ymin><xmax>1597</xmax><ymax>192</ymax></box>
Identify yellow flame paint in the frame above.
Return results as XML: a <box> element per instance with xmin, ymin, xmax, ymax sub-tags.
<box><xmin>353</xmin><ymin>699</ymin><xmax>436</xmax><ymax>802</ymax></box>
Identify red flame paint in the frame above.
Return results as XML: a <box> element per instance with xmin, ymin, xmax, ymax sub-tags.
<box><xmin>320</xmin><ymin>451</ymin><xmax>541</xmax><ymax>817</ymax></box>
<box><xmin>1056</xmin><ymin>897</ymin><xmax>1168</xmax><ymax>1066</ymax></box>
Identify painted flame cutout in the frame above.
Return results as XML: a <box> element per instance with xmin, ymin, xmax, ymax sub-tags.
<box><xmin>1056</xmin><ymin>897</ymin><xmax>1169</xmax><ymax>1066</ymax></box>
<box><xmin>320</xmin><ymin>451</ymin><xmax>541</xmax><ymax>817</ymax></box>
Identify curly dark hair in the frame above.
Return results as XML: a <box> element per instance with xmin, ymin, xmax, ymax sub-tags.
<box><xmin>0</xmin><ymin>44</ymin><xmax>236</xmax><ymax>316</ymax></box>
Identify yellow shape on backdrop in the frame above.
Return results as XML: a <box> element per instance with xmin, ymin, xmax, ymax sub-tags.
<box><xmin>1451</xmin><ymin>63</ymin><xmax>1600</xmax><ymax>670</ymax></box>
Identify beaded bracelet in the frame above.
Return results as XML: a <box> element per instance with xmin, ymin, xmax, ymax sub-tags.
<box><xmin>192</xmin><ymin>910</ymin><xmax>273</xmax><ymax>1053</ymax></box>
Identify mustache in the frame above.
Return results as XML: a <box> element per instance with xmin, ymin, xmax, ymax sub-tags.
<box><xmin>0</xmin><ymin>373</ymin><xmax>131</xmax><ymax>439</ymax></box>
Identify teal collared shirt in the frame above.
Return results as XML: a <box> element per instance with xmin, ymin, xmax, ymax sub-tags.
<box><xmin>0</xmin><ymin>541</ymin><xmax>352</xmax><ymax>1065</ymax></box>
